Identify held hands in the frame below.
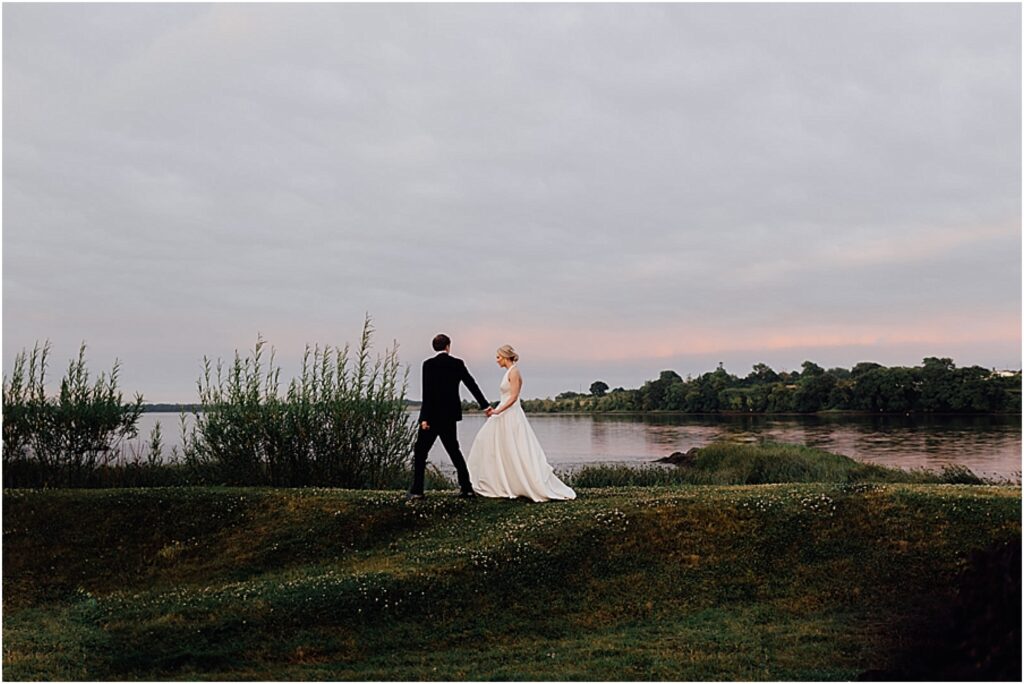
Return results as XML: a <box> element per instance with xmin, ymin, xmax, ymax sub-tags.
<box><xmin>485</xmin><ymin>407</ymin><xmax>496</xmax><ymax>417</ymax></box>
<box><xmin>420</xmin><ymin>421</ymin><xmax>430</xmax><ymax>431</ymax></box>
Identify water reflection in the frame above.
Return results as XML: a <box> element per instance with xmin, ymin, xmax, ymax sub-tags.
<box><xmin>440</xmin><ymin>413</ymin><xmax>1021</xmax><ymax>479</ymax></box>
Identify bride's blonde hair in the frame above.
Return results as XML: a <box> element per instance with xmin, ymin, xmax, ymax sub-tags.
<box><xmin>496</xmin><ymin>345</ymin><xmax>519</xmax><ymax>363</ymax></box>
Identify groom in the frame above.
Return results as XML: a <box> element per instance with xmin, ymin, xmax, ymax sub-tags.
<box><xmin>408</xmin><ymin>334</ymin><xmax>492</xmax><ymax>500</ymax></box>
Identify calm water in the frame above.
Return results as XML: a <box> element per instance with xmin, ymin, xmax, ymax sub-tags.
<box><xmin>135</xmin><ymin>412</ymin><xmax>1022</xmax><ymax>480</ymax></box>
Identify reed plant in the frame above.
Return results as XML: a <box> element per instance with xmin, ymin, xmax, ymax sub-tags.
<box><xmin>182</xmin><ymin>316</ymin><xmax>416</xmax><ymax>488</ymax></box>
<box><xmin>2</xmin><ymin>342</ymin><xmax>144</xmax><ymax>487</ymax></box>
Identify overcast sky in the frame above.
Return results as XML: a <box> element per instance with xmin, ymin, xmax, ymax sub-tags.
<box><xmin>3</xmin><ymin>3</ymin><xmax>1021</xmax><ymax>402</ymax></box>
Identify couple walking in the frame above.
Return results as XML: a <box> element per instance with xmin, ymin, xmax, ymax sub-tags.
<box><xmin>408</xmin><ymin>333</ymin><xmax>576</xmax><ymax>503</ymax></box>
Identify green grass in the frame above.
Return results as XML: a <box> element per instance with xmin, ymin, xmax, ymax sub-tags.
<box><xmin>3</xmin><ymin>476</ymin><xmax>1019</xmax><ymax>680</ymax></box>
<box><xmin>564</xmin><ymin>441</ymin><xmax>992</xmax><ymax>488</ymax></box>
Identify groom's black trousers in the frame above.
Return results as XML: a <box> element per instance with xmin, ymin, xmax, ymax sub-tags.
<box><xmin>410</xmin><ymin>421</ymin><xmax>473</xmax><ymax>495</ymax></box>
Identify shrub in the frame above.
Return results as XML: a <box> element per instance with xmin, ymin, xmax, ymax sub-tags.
<box><xmin>182</xmin><ymin>316</ymin><xmax>416</xmax><ymax>488</ymax></box>
<box><xmin>2</xmin><ymin>342</ymin><xmax>144</xmax><ymax>487</ymax></box>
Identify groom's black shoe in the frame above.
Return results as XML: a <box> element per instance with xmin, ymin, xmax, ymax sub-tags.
<box><xmin>405</xmin><ymin>492</ymin><xmax>424</xmax><ymax>501</ymax></box>
<box><xmin>458</xmin><ymin>489</ymin><xmax>477</xmax><ymax>499</ymax></box>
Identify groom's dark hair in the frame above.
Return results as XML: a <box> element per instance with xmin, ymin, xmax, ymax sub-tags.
<box><xmin>432</xmin><ymin>334</ymin><xmax>451</xmax><ymax>351</ymax></box>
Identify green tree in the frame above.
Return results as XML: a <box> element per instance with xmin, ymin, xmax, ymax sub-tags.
<box><xmin>851</xmin><ymin>362</ymin><xmax>884</xmax><ymax>378</ymax></box>
<box><xmin>746</xmin><ymin>363</ymin><xmax>779</xmax><ymax>386</ymax></box>
<box><xmin>766</xmin><ymin>384</ymin><xmax>796</xmax><ymax>412</ymax></box>
<box><xmin>589</xmin><ymin>381</ymin><xmax>609</xmax><ymax>397</ymax></box>
<box><xmin>953</xmin><ymin>365</ymin><xmax>1003</xmax><ymax>412</ymax></box>
<box><xmin>827</xmin><ymin>380</ymin><xmax>854</xmax><ymax>409</ymax></box>
<box><xmin>663</xmin><ymin>382</ymin><xmax>687</xmax><ymax>411</ymax></box>
<box><xmin>826</xmin><ymin>367</ymin><xmax>852</xmax><ymax>380</ymax></box>
<box><xmin>852</xmin><ymin>366</ymin><xmax>919</xmax><ymax>412</ymax></box>
<box><xmin>747</xmin><ymin>383</ymin><xmax>772</xmax><ymax>412</ymax></box>
<box><xmin>638</xmin><ymin>370</ymin><xmax>683</xmax><ymax>411</ymax></box>
<box><xmin>919</xmin><ymin>357</ymin><xmax>956</xmax><ymax>411</ymax></box>
<box><xmin>794</xmin><ymin>371</ymin><xmax>836</xmax><ymax>412</ymax></box>
<box><xmin>800</xmin><ymin>361</ymin><xmax>825</xmax><ymax>378</ymax></box>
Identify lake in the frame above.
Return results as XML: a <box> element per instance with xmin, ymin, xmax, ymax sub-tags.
<box><xmin>134</xmin><ymin>411</ymin><xmax>1022</xmax><ymax>480</ymax></box>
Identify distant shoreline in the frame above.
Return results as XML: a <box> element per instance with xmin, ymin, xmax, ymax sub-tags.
<box><xmin>141</xmin><ymin>405</ymin><xmax>1020</xmax><ymax>417</ymax></box>
<box><xmin>143</xmin><ymin>400</ymin><xmax>424</xmax><ymax>413</ymax></box>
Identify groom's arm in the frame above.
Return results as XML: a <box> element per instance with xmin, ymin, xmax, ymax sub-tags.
<box><xmin>459</xmin><ymin>361</ymin><xmax>490</xmax><ymax>410</ymax></box>
<box><xmin>417</xmin><ymin>360</ymin><xmax>431</xmax><ymax>424</ymax></box>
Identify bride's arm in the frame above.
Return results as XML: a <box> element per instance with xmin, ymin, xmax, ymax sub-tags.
<box><xmin>492</xmin><ymin>367</ymin><xmax>522</xmax><ymax>415</ymax></box>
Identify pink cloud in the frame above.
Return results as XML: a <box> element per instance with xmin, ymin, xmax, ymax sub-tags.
<box><xmin>455</xmin><ymin>314</ymin><xmax>1021</xmax><ymax>364</ymax></box>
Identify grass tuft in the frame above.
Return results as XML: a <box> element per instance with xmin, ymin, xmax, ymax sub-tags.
<box><xmin>563</xmin><ymin>441</ymin><xmax>995</xmax><ymax>488</ymax></box>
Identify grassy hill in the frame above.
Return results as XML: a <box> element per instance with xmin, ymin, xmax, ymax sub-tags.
<box><xmin>3</xmin><ymin>470</ymin><xmax>1019</xmax><ymax>680</ymax></box>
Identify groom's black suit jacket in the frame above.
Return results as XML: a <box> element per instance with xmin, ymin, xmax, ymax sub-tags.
<box><xmin>418</xmin><ymin>352</ymin><xmax>489</xmax><ymax>424</ymax></box>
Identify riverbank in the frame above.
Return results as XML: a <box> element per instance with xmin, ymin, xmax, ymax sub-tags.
<box><xmin>469</xmin><ymin>408</ymin><xmax>1023</xmax><ymax>417</ymax></box>
<box><xmin>3</xmin><ymin>481</ymin><xmax>1019</xmax><ymax>680</ymax></box>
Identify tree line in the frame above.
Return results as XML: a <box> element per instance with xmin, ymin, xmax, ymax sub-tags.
<box><xmin>511</xmin><ymin>358</ymin><xmax>1021</xmax><ymax>414</ymax></box>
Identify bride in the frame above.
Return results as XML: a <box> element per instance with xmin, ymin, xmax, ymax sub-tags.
<box><xmin>467</xmin><ymin>345</ymin><xmax>576</xmax><ymax>502</ymax></box>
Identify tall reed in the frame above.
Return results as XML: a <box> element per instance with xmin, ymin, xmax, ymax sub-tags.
<box><xmin>2</xmin><ymin>342</ymin><xmax>145</xmax><ymax>487</ymax></box>
<box><xmin>183</xmin><ymin>316</ymin><xmax>416</xmax><ymax>488</ymax></box>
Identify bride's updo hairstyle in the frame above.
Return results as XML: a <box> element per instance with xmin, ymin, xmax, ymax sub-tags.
<box><xmin>496</xmin><ymin>345</ymin><xmax>519</xmax><ymax>363</ymax></box>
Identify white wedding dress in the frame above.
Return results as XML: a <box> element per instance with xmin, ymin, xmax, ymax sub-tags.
<box><xmin>467</xmin><ymin>366</ymin><xmax>576</xmax><ymax>502</ymax></box>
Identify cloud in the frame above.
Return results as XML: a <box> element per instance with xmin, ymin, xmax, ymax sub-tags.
<box><xmin>3</xmin><ymin>3</ymin><xmax>1020</xmax><ymax>400</ymax></box>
